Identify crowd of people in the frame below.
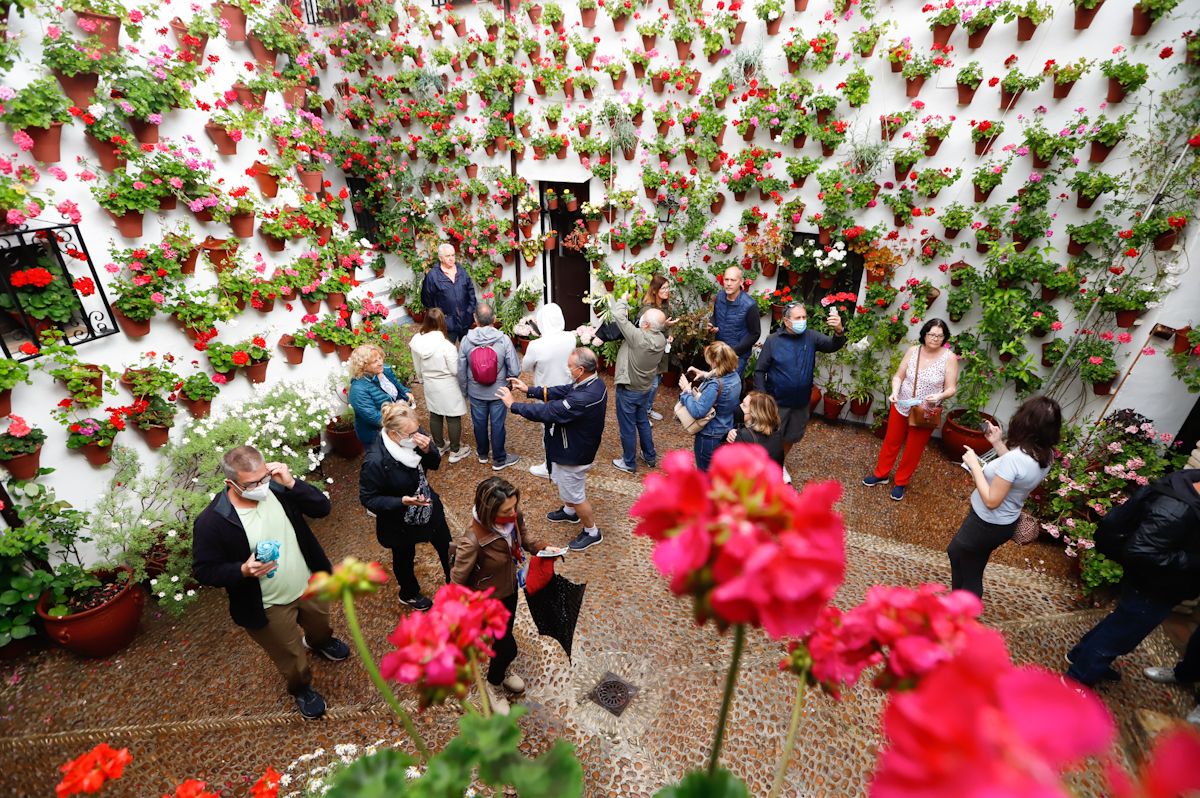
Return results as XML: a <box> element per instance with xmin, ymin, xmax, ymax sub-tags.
<box><xmin>189</xmin><ymin>246</ymin><xmax>1200</xmax><ymax>729</ymax></box>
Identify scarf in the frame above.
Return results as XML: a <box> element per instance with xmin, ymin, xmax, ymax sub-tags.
<box><xmin>377</xmin><ymin>371</ymin><xmax>399</xmax><ymax>400</ymax></box>
<box><xmin>382</xmin><ymin>431</ymin><xmax>423</xmax><ymax>468</ymax></box>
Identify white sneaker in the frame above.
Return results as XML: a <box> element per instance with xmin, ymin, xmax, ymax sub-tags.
<box><xmin>486</xmin><ymin>683</ymin><xmax>510</xmax><ymax>715</ymax></box>
<box><xmin>437</xmin><ymin>444</ymin><xmax>450</xmax><ymax>456</ymax></box>
<box><xmin>529</xmin><ymin>462</ymin><xmax>549</xmax><ymax>479</ymax></box>
<box><xmin>502</xmin><ymin>673</ymin><xmax>526</xmax><ymax>693</ymax></box>
<box><xmin>448</xmin><ymin>446</ymin><xmax>472</xmax><ymax>464</ymax></box>
<box><xmin>649</xmin><ymin>410</ymin><xmax>664</xmax><ymax>421</ymax></box>
<box><xmin>1143</xmin><ymin>666</ymin><xmax>1180</xmax><ymax>684</ymax></box>
<box><xmin>1187</xmin><ymin>705</ymin><xmax>1200</xmax><ymax>727</ymax></box>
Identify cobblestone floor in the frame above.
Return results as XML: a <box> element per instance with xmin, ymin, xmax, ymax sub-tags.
<box><xmin>0</xmin><ymin>376</ymin><xmax>1193</xmax><ymax>796</ymax></box>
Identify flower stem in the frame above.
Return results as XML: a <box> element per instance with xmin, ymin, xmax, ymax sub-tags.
<box><xmin>470</xmin><ymin>649</ymin><xmax>492</xmax><ymax>718</ymax></box>
<box><xmin>342</xmin><ymin>592</ymin><xmax>431</xmax><ymax>761</ymax></box>
<box><xmin>767</xmin><ymin>672</ymin><xmax>808</xmax><ymax>798</ymax></box>
<box><xmin>708</xmin><ymin>624</ymin><xmax>746</xmax><ymax>776</ymax></box>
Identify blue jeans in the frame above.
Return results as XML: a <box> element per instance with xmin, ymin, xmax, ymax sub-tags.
<box><xmin>648</xmin><ymin>374</ymin><xmax>661</xmax><ymax>411</ymax></box>
<box><xmin>615</xmin><ymin>385</ymin><xmax>656</xmax><ymax>469</ymax></box>
<box><xmin>736</xmin><ymin>352</ymin><xmax>750</xmax><ymax>379</ymax></box>
<box><xmin>470</xmin><ymin>398</ymin><xmax>508</xmax><ymax>464</ymax></box>
<box><xmin>694</xmin><ymin>434</ymin><xmax>722</xmax><ymax>471</ymax></box>
<box><xmin>1066</xmin><ymin>586</ymin><xmax>1175</xmax><ymax>687</ymax></box>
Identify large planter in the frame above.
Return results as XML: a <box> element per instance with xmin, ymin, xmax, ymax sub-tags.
<box><xmin>940</xmin><ymin>409</ymin><xmax>997</xmax><ymax>461</ymax></box>
<box><xmin>821</xmin><ymin>394</ymin><xmax>846</xmax><ymax>421</ymax></box>
<box><xmin>326</xmin><ymin>423</ymin><xmax>364</xmax><ymax>459</ymax></box>
<box><xmin>23</xmin><ymin>123</ymin><xmax>63</xmax><ymax>163</ymax></box>
<box><xmin>37</xmin><ymin>567</ymin><xmax>144</xmax><ymax>658</ymax></box>
<box><xmin>243</xmin><ymin>359</ymin><xmax>269</xmax><ymax>384</ymax></box>
<box><xmin>2</xmin><ymin>445</ymin><xmax>42</xmax><ymax>480</ymax></box>
<box><xmin>74</xmin><ymin>10</ymin><xmax>120</xmax><ymax>53</ymax></box>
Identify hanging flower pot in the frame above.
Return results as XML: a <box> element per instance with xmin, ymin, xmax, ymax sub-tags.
<box><xmin>1091</xmin><ymin>378</ymin><xmax>1115</xmax><ymax>396</ymax></box>
<box><xmin>1173</xmin><ymin>327</ymin><xmax>1193</xmax><ymax>355</ymax></box>
<box><xmin>182</xmin><ymin>397</ymin><xmax>211</xmax><ymax>419</ymax></box>
<box><xmin>1016</xmin><ymin>16</ymin><xmax>1038</xmax><ymax>41</ymax></box>
<box><xmin>78</xmin><ymin>441</ymin><xmax>114</xmax><ymax>467</ymax></box>
<box><xmin>1089</xmin><ymin>140</ymin><xmax>1114</xmax><ymax>163</ymax></box>
<box><xmin>931</xmin><ymin>22</ymin><xmax>956</xmax><ymax>47</ymax></box>
<box><xmin>231</xmin><ymin>82</ymin><xmax>264</xmax><ymax>109</ymax></box>
<box><xmin>37</xmin><ymin>567</ymin><xmax>145</xmax><ymax>657</ymax></box>
<box><xmin>315</xmin><ymin>334</ymin><xmax>335</xmax><ymax>354</ymax></box>
<box><xmin>205</xmin><ymin>122</ymin><xmax>237</xmax><ymax>155</ymax></box>
<box><xmin>53</xmin><ymin>70</ymin><xmax>99</xmax><ymax>108</ymax></box>
<box><xmin>710</xmin><ymin>193</ymin><xmax>725</xmax><ymax>215</ymax></box>
<box><xmin>1052</xmin><ymin>79</ymin><xmax>1076</xmax><ymax>100</ymax></box>
<box><xmin>974</xmin><ymin>137</ymin><xmax>997</xmax><ymax>157</ymax></box>
<box><xmin>229</xmin><ymin>212</ymin><xmax>255</xmax><ymax>238</ymax></box>
<box><xmin>261</xmin><ymin>231</ymin><xmax>286</xmax><ymax>252</ymax></box>
<box><xmin>107</xmin><ymin>210</ymin><xmax>144</xmax><ymax>238</ymax></box>
<box><xmin>325</xmin><ymin>291</ymin><xmax>347</xmax><ymax>311</ymax></box>
<box><xmin>170</xmin><ymin>17</ymin><xmax>208</xmax><ymax>58</ymax></box>
<box><xmin>1130</xmin><ymin>4</ymin><xmax>1152</xmax><ymax>35</ymax></box>
<box><xmin>201</xmin><ymin>237</ymin><xmax>238</xmax><ymax>270</ymax></box>
<box><xmin>1115</xmin><ymin>309</ymin><xmax>1140</xmax><ymax>328</ymax></box>
<box><xmin>297</xmin><ymin>166</ymin><xmax>324</xmax><ymax>192</ymax></box>
<box><xmin>243</xmin><ymin>360</ymin><xmax>269</xmax><ymax>384</ymax></box>
<box><xmin>905</xmin><ymin>75</ymin><xmax>925</xmax><ymax>98</ymax></box>
<box><xmin>85</xmin><ymin>132</ymin><xmax>125</xmax><ymax>172</ymax></box>
<box><xmin>112</xmin><ymin>308</ymin><xmax>151</xmax><ymax>338</ymax></box>
<box><xmin>544</xmin><ymin>232</ymin><xmax>558</xmax><ymax>251</ymax></box>
<box><xmin>761</xmin><ymin>259</ymin><xmax>778</xmax><ymax>278</ymax></box>
<box><xmin>129</xmin><ymin>118</ymin><xmax>159</xmax><ymax>145</ymax></box>
<box><xmin>1075</xmin><ymin>0</ymin><xmax>1104</xmax><ymax>29</ymax></box>
<box><xmin>216</xmin><ymin>2</ymin><xmax>248</xmax><ymax>41</ymax></box>
<box><xmin>1154</xmin><ymin>228</ymin><xmax>1179</xmax><ymax>251</ymax></box>
<box><xmin>136</xmin><ymin>423</ymin><xmax>170</xmax><ymax>449</ymax></box>
<box><xmin>967</xmin><ymin>24</ymin><xmax>991</xmax><ymax>47</ymax></box>
<box><xmin>74</xmin><ymin>10</ymin><xmax>121</xmax><ymax>53</ymax></box>
<box><xmin>956</xmin><ymin>83</ymin><xmax>977</xmax><ymax>105</ymax></box>
<box><xmin>246</xmin><ymin>34</ymin><xmax>277</xmax><ymax>69</ymax></box>
<box><xmin>251</xmin><ymin>161</ymin><xmax>277</xmax><ymax>198</ymax></box>
<box><xmin>181</xmin><ymin>246</ymin><xmax>199</xmax><ymax>274</ymax></box>
<box><xmin>766</xmin><ymin>16</ymin><xmax>783</xmax><ymax>35</ymax></box>
<box><xmin>1076</xmin><ymin>192</ymin><xmax>1097</xmax><ymax>210</ymax></box>
<box><xmin>2</xmin><ymin>443</ymin><xmax>42</xmax><ymax>480</ymax></box>
<box><xmin>23</xmin><ymin>123</ymin><xmax>63</xmax><ymax>164</ymax></box>
<box><xmin>279</xmin><ymin>335</ymin><xmax>306</xmax><ymax>365</ymax></box>
<box><xmin>1106</xmin><ymin>78</ymin><xmax>1128</xmax><ymax>104</ymax></box>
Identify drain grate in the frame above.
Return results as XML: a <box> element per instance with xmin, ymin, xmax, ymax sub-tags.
<box><xmin>587</xmin><ymin>672</ymin><xmax>639</xmax><ymax>717</ymax></box>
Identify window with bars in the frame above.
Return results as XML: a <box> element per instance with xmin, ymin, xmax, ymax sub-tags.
<box><xmin>0</xmin><ymin>224</ymin><xmax>119</xmax><ymax>361</ymax></box>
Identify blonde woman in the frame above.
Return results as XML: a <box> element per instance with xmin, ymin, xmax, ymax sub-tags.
<box><xmin>347</xmin><ymin>344</ymin><xmax>412</xmax><ymax>446</ymax></box>
<box><xmin>677</xmin><ymin>341</ymin><xmax>743</xmax><ymax>471</ymax></box>
<box><xmin>358</xmin><ymin>404</ymin><xmax>451</xmax><ymax>612</ymax></box>
<box><xmin>409</xmin><ymin>308</ymin><xmax>470</xmax><ymax>463</ymax></box>
<box><xmin>726</xmin><ymin>391</ymin><xmax>786</xmax><ymax>470</ymax></box>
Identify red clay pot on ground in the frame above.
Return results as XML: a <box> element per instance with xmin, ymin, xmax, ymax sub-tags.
<box><xmin>822</xmin><ymin>394</ymin><xmax>846</xmax><ymax>421</ymax></box>
<box><xmin>37</xmin><ymin>567</ymin><xmax>144</xmax><ymax>658</ymax></box>
<box><xmin>849</xmin><ymin>397</ymin><xmax>873</xmax><ymax>416</ymax></box>
<box><xmin>940</xmin><ymin>409</ymin><xmax>998</xmax><ymax>460</ymax></box>
<box><xmin>326</xmin><ymin>423</ymin><xmax>364</xmax><ymax>459</ymax></box>
<box><xmin>2</xmin><ymin>445</ymin><xmax>42</xmax><ymax>481</ymax></box>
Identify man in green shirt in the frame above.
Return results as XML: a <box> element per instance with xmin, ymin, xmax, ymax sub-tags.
<box><xmin>193</xmin><ymin>446</ymin><xmax>350</xmax><ymax>720</ymax></box>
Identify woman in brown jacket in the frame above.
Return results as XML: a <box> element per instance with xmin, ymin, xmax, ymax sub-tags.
<box><xmin>451</xmin><ymin>476</ymin><xmax>553</xmax><ymax>714</ymax></box>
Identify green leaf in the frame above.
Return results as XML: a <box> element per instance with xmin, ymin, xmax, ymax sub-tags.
<box><xmin>326</xmin><ymin>749</ymin><xmax>418</xmax><ymax>798</ymax></box>
<box><xmin>0</xmin><ymin>590</ymin><xmax>19</xmax><ymax>606</ymax></box>
<box><xmin>654</xmin><ymin>769</ymin><xmax>751</xmax><ymax>798</ymax></box>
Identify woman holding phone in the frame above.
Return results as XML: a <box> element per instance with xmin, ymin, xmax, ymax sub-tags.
<box><xmin>946</xmin><ymin>395</ymin><xmax>1062</xmax><ymax>600</ymax></box>
<box><xmin>358</xmin><ymin>403</ymin><xmax>451</xmax><ymax>612</ymax></box>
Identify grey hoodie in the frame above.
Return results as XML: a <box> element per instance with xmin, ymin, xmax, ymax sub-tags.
<box><xmin>458</xmin><ymin>325</ymin><xmax>521</xmax><ymax>401</ymax></box>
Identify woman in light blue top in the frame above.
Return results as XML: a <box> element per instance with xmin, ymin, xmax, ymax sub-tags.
<box><xmin>347</xmin><ymin>344</ymin><xmax>412</xmax><ymax>446</ymax></box>
<box><xmin>947</xmin><ymin>395</ymin><xmax>1062</xmax><ymax>599</ymax></box>
<box><xmin>678</xmin><ymin>342</ymin><xmax>743</xmax><ymax>471</ymax></box>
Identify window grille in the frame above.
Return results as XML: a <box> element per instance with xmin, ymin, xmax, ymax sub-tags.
<box><xmin>300</xmin><ymin>0</ymin><xmax>359</xmax><ymax>26</ymax></box>
<box><xmin>0</xmin><ymin>224</ymin><xmax>119</xmax><ymax>362</ymax></box>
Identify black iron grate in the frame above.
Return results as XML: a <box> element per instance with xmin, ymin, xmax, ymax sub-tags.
<box><xmin>587</xmin><ymin>672</ymin><xmax>639</xmax><ymax>717</ymax></box>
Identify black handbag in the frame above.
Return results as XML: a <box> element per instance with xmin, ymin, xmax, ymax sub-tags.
<box><xmin>595</xmin><ymin>319</ymin><xmax>624</xmax><ymax>342</ymax></box>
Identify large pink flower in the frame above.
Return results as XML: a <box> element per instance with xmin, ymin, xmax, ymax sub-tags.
<box><xmin>629</xmin><ymin>449</ymin><xmax>711</xmax><ymax>541</ymax></box>
<box><xmin>871</xmin><ymin>627</ymin><xmax>1115</xmax><ymax>798</ymax></box>
<box><xmin>1107</xmin><ymin>727</ymin><xmax>1200</xmax><ymax>798</ymax></box>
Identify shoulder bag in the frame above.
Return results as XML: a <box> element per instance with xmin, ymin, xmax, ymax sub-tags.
<box><xmin>674</xmin><ymin>379</ymin><xmax>723</xmax><ymax>435</ymax></box>
<box><xmin>1011</xmin><ymin>510</ymin><xmax>1042</xmax><ymax>545</ymax></box>
<box><xmin>908</xmin><ymin>348</ymin><xmax>944</xmax><ymax>429</ymax></box>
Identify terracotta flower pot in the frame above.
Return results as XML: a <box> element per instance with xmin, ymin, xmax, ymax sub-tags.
<box><xmin>957</xmin><ymin>83</ymin><xmax>977</xmax><ymax>105</ymax></box>
<box><xmin>243</xmin><ymin>359</ymin><xmax>269</xmax><ymax>384</ymax></box>
<box><xmin>181</xmin><ymin>397</ymin><xmax>212</xmax><ymax>419</ymax></box>
<box><xmin>136</xmin><ymin>424</ymin><xmax>170</xmax><ymax>449</ymax></box>
<box><xmin>766</xmin><ymin>16</ymin><xmax>783</xmax><ymax>35</ymax></box>
<box><xmin>931</xmin><ymin>22</ymin><xmax>956</xmax><ymax>47</ymax></box>
<box><xmin>279</xmin><ymin>335</ymin><xmax>306</xmax><ymax>365</ymax></box>
<box><xmin>53</xmin><ymin>70</ymin><xmax>99</xmax><ymax>108</ymax></box>
<box><xmin>24</xmin><ymin>123</ymin><xmax>63</xmax><ymax>164</ymax></box>
<box><xmin>171</xmin><ymin>17</ymin><xmax>208</xmax><ymax>57</ymax></box>
<box><xmin>849</xmin><ymin>397</ymin><xmax>873</xmax><ymax>416</ymax></box>
<box><xmin>129</xmin><ymin>119</ymin><xmax>159</xmax><ymax>145</ymax></box>
<box><xmin>74</xmin><ymin>10</ymin><xmax>120</xmax><ymax>53</ymax></box>
<box><xmin>216</xmin><ymin>2</ymin><xmax>247</xmax><ymax>41</ymax></box>
<box><xmin>85</xmin><ymin>132</ymin><xmax>125</xmax><ymax>172</ymax></box>
<box><xmin>940</xmin><ymin>409</ymin><xmax>998</xmax><ymax>460</ymax></box>
<box><xmin>1091</xmin><ymin>379</ymin><xmax>1115</xmax><ymax>396</ymax></box>
<box><xmin>1154</xmin><ymin>229</ymin><xmax>1179</xmax><ymax>251</ymax></box>
<box><xmin>205</xmin><ymin>122</ymin><xmax>237</xmax><ymax>155</ymax></box>
<box><xmin>905</xmin><ymin>76</ymin><xmax>925</xmax><ymax>98</ymax></box>
<box><xmin>1052</xmin><ymin>80</ymin><xmax>1076</xmax><ymax>100</ymax></box>
<box><xmin>822</xmin><ymin>394</ymin><xmax>846</xmax><ymax>421</ymax></box>
<box><xmin>1074</xmin><ymin>1</ymin><xmax>1103</xmax><ymax>29</ymax></box>
<box><xmin>246</xmin><ymin>34</ymin><xmax>277</xmax><ymax>69</ymax></box>
<box><xmin>1090</xmin><ymin>140</ymin><xmax>1114</xmax><ymax>163</ymax></box>
<box><xmin>1115</xmin><ymin>309</ymin><xmax>1140</xmax><ymax>328</ymax></box>
<box><xmin>2</xmin><ymin>445</ymin><xmax>41</xmax><ymax>481</ymax></box>
<box><xmin>1173</xmin><ymin>327</ymin><xmax>1193</xmax><ymax>355</ymax></box>
<box><xmin>1130</xmin><ymin>4</ymin><xmax>1151</xmax><ymax>35</ymax></box>
<box><xmin>201</xmin><ymin>237</ymin><xmax>238</xmax><ymax>270</ymax></box>
<box><xmin>251</xmin><ymin>162</ymin><xmax>278</xmax><ymax>198</ymax></box>
<box><xmin>297</xmin><ymin>167</ymin><xmax>324</xmax><ymax>192</ymax></box>
<box><xmin>78</xmin><ymin>441</ymin><xmax>114</xmax><ymax>467</ymax></box>
<box><xmin>1016</xmin><ymin>16</ymin><xmax>1038</xmax><ymax>41</ymax></box>
<box><xmin>108</xmin><ymin>210</ymin><xmax>144</xmax><ymax>238</ymax></box>
<box><xmin>325</xmin><ymin>291</ymin><xmax>346</xmax><ymax>311</ymax></box>
<box><xmin>229</xmin><ymin>212</ymin><xmax>255</xmax><ymax>238</ymax></box>
<box><xmin>1106</xmin><ymin>78</ymin><xmax>1128</xmax><ymax>104</ymax></box>
<box><xmin>967</xmin><ymin>24</ymin><xmax>991</xmax><ymax>48</ymax></box>
<box><xmin>112</xmin><ymin>307</ymin><xmax>151</xmax><ymax>338</ymax></box>
<box><xmin>37</xmin><ymin>567</ymin><xmax>144</xmax><ymax>658</ymax></box>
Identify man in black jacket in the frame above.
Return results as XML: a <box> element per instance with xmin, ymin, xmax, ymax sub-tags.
<box><xmin>193</xmin><ymin>445</ymin><xmax>350</xmax><ymax>720</ymax></box>
<box><xmin>1065</xmin><ymin>469</ymin><xmax>1200</xmax><ymax>688</ymax></box>
<box><xmin>498</xmin><ymin>347</ymin><xmax>608</xmax><ymax>552</ymax></box>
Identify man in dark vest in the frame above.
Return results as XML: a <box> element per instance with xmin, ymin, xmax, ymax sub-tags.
<box><xmin>420</xmin><ymin>243</ymin><xmax>476</xmax><ymax>343</ymax></box>
<box><xmin>754</xmin><ymin>302</ymin><xmax>846</xmax><ymax>460</ymax></box>
<box><xmin>710</xmin><ymin>265</ymin><xmax>761</xmax><ymax>377</ymax></box>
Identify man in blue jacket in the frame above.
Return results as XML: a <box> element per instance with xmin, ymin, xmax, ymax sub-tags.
<box><xmin>498</xmin><ymin>347</ymin><xmax>609</xmax><ymax>552</ymax></box>
<box><xmin>193</xmin><ymin>446</ymin><xmax>350</xmax><ymax>720</ymax></box>
<box><xmin>754</xmin><ymin>302</ymin><xmax>846</xmax><ymax>459</ymax></box>
<box><xmin>710</xmin><ymin>265</ymin><xmax>761</xmax><ymax>377</ymax></box>
<box><xmin>420</xmin><ymin>243</ymin><xmax>476</xmax><ymax>343</ymax></box>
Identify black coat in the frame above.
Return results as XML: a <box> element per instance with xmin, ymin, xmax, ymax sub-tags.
<box><xmin>733</xmin><ymin>427</ymin><xmax>786</xmax><ymax>468</ymax></box>
<box><xmin>358</xmin><ymin>435</ymin><xmax>449</xmax><ymax>548</ymax></box>
<box><xmin>192</xmin><ymin>479</ymin><xmax>332</xmax><ymax>630</ymax></box>
<box><xmin>1123</xmin><ymin>471</ymin><xmax>1200</xmax><ymax>604</ymax></box>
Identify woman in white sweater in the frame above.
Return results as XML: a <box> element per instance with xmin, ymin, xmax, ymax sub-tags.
<box><xmin>521</xmin><ymin>303</ymin><xmax>576</xmax><ymax>478</ymax></box>
<box><xmin>409</xmin><ymin>308</ymin><xmax>470</xmax><ymax>463</ymax></box>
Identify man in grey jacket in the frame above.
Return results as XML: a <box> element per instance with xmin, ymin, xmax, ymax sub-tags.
<box><xmin>610</xmin><ymin>295</ymin><xmax>667</xmax><ymax>474</ymax></box>
<box><xmin>458</xmin><ymin>303</ymin><xmax>523</xmax><ymax>470</ymax></box>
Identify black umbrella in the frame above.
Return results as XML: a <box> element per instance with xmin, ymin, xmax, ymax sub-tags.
<box><xmin>524</xmin><ymin>573</ymin><xmax>586</xmax><ymax>660</ymax></box>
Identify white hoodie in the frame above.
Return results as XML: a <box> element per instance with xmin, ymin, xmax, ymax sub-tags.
<box><xmin>409</xmin><ymin>329</ymin><xmax>467</xmax><ymax>417</ymax></box>
<box><xmin>522</xmin><ymin>304</ymin><xmax>575</xmax><ymax>387</ymax></box>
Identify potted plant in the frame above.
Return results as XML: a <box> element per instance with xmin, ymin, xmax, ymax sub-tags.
<box><xmin>1088</xmin><ymin>113</ymin><xmax>1133</xmax><ymax>163</ymax></box>
<box><xmin>969</xmin><ymin>119</ymin><xmax>1005</xmax><ymax>156</ymax></box>
<box><xmin>35</xmin><ymin>333</ymin><xmax>107</xmax><ymax>408</ymax></box>
<box><xmin>178</xmin><ymin>373</ymin><xmax>219</xmax><ymax>419</ymax></box>
<box><xmin>43</xmin><ymin>33</ymin><xmax>118</xmax><ymax>108</ymax></box>
<box><xmin>119</xmin><ymin>354</ymin><xmax>180</xmax><ymax>400</ymax></box>
<box><xmin>1006</xmin><ymin>0</ymin><xmax>1054</xmax><ymax>41</ymax></box>
<box><xmin>0</xmin><ymin>415</ymin><xmax>46</xmax><ymax>480</ymax></box>
<box><xmin>1099</xmin><ymin>57</ymin><xmax>1149</xmax><ymax>103</ymax></box>
<box><xmin>233</xmin><ymin>335</ymin><xmax>272</xmax><ymax>384</ymax></box>
<box><xmin>90</xmin><ymin>169</ymin><xmax>165</xmax><ymax>237</ymax></box>
<box><xmin>1072</xmin><ymin>334</ymin><xmax>1119</xmax><ymax>394</ymax></box>
<box><xmin>1073</xmin><ymin>0</ymin><xmax>1105</xmax><ymax>29</ymax></box>
<box><xmin>127</xmin><ymin>395</ymin><xmax>176</xmax><ymax>449</ymax></box>
<box><xmin>54</xmin><ymin>404</ymin><xmax>127</xmax><ymax>466</ymax></box>
<box><xmin>0</xmin><ymin>253</ymin><xmax>81</xmax><ymax>330</ymax></box>
<box><xmin>1131</xmin><ymin>0</ymin><xmax>1182</xmax><ymax>35</ymax></box>
<box><xmin>0</xmin><ymin>358</ymin><xmax>29</xmax><ymax>417</ymax></box>
<box><xmin>170</xmin><ymin>12</ymin><xmax>219</xmax><ymax>57</ymax></box>
<box><xmin>955</xmin><ymin>61</ymin><xmax>983</xmax><ymax>105</ymax></box>
<box><xmin>326</xmin><ymin>406</ymin><xmax>364</xmax><ymax>458</ymax></box>
<box><xmin>1067</xmin><ymin>169</ymin><xmax>1122</xmax><ymax>209</ymax></box>
<box><xmin>3</xmin><ymin>77</ymin><xmax>72</xmax><ymax>163</ymax></box>
<box><xmin>754</xmin><ymin>0</ymin><xmax>785</xmax><ymax>35</ymax></box>
<box><xmin>942</xmin><ymin>337</ymin><xmax>999</xmax><ymax>458</ymax></box>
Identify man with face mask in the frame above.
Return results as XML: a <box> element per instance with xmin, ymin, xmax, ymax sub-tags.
<box><xmin>193</xmin><ymin>445</ymin><xmax>349</xmax><ymax>720</ymax></box>
<box><xmin>754</xmin><ymin>302</ymin><xmax>846</xmax><ymax>462</ymax></box>
<box><xmin>498</xmin><ymin>347</ymin><xmax>609</xmax><ymax>552</ymax></box>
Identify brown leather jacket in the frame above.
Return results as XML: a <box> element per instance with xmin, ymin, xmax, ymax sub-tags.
<box><xmin>451</xmin><ymin>512</ymin><xmax>547</xmax><ymax>600</ymax></box>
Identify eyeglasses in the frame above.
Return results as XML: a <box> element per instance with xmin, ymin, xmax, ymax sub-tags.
<box><xmin>238</xmin><ymin>472</ymin><xmax>272</xmax><ymax>490</ymax></box>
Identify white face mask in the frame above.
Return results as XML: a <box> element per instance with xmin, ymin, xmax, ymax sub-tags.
<box><xmin>238</xmin><ymin>483</ymin><xmax>272</xmax><ymax>502</ymax></box>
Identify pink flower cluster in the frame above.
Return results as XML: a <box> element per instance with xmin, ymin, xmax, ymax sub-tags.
<box><xmin>871</xmin><ymin>626</ymin><xmax>1117</xmax><ymax>798</ymax></box>
<box><xmin>805</xmin><ymin>584</ymin><xmax>983</xmax><ymax>695</ymax></box>
<box><xmin>380</xmin><ymin>583</ymin><xmax>511</xmax><ymax>709</ymax></box>
<box><xmin>630</xmin><ymin>444</ymin><xmax>845</xmax><ymax>640</ymax></box>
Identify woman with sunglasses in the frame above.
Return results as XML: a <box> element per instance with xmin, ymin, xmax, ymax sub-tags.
<box><xmin>451</xmin><ymin>476</ymin><xmax>556</xmax><ymax>715</ymax></box>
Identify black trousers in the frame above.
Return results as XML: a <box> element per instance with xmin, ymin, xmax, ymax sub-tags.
<box><xmin>1176</xmin><ymin>625</ymin><xmax>1200</xmax><ymax>685</ymax></box>
<box><xmin>488</xmin><ymin>591</ymin><xmax>520</xmax><ymax>685</ymax></box>
<box><xmin>946</xmin><ymin>508</ymin><xmax>1016</xmax><ymax>599</ymax></box>
<box><xmin>388</xmin><ymin>522</ymin><xmax>451</xmax><ymax>600</ymax></box>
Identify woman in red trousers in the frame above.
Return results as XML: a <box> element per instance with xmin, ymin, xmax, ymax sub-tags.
<box><xmin>863</xmin><ymin>319</ymin><xmax>957</xmax><ymax>501</ymax></box>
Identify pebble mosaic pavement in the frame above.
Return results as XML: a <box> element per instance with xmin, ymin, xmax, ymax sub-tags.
<box><xmin>1</xmin><ymin>375</ymin><xmax>1195</xmax><ymax>796</ymax></box>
